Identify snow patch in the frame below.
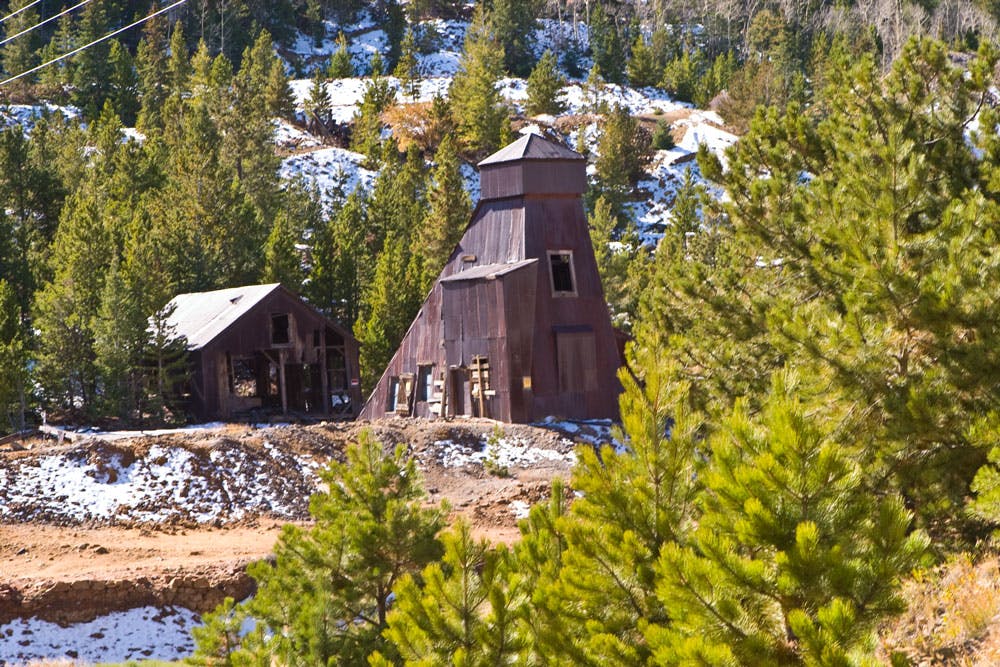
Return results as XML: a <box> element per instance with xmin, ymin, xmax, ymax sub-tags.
<box><xmin>427</xmin><ymin>433</ymin><xmax>575</xmax><ymax>469</ymax></box>
<box><xmin>0</xmin><ymin>606</ymin><xmax>199</xmax><ymax>664</ymax></box>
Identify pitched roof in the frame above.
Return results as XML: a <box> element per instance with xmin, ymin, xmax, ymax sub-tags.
<box><xmin>478</xmin><ymin>132</ymin><xmax>584</xmax><ymax>166</ymax></box>
<box><xmin>163</xmin><ymin>283</ymin><xmax>281</xmax><ymax>350</ymax></box>
<box><xmin>439</xmin><ymin>259</ymin><xmax>539</xmax><ymax>283</ymax></box>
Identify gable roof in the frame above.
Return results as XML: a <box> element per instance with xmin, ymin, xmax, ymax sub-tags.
<box><xmin>478</xmin><ymin>132</ymin><xmax>584</xmax><ymax>166</ymax></box>
<box><xmin>163</xmin><ymin>283</ymin><xmax>281</xmax><ymax>350</ymax></box>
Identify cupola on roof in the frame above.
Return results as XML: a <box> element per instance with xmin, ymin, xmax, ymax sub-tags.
<box><xmin>478</xmin><ymin>133</ymin><xmax>587</xmax><ymax>200</ymax></box>
<box><xmin>478</xmin><ymin>132</ymin><xmax>585</xmax><ymax>166</ymax></box>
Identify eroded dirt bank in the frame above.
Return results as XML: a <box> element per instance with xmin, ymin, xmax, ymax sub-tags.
<box><xmin>0</xmin><ymin>418</ymin><xmax>610</xmax><ymax>624</ymax></box>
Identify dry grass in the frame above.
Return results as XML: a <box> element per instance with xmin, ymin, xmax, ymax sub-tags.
<box><xmin>881</xmin><ymin>552</ymin><xmax>1000</xmax><ymax>665</ymax></box>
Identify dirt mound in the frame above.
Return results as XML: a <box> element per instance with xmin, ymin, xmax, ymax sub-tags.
<box><xmin>0</xmin><ymin>418</ymin><xmax>612</xmax><ymax>625</ymax></box>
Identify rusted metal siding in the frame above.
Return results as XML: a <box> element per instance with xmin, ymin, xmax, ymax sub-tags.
<box><xmin>361</xmin><ymin>135</ymin><xmax>620</xmax><ymax>423</ymax></box>
<box><xmin>480</xmin><ymin>160</ymin><xmax>587</xmax><ymax>199</ymax></box>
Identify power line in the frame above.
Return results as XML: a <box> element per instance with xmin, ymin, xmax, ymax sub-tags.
<box><xmin>0</xmin><ymin>0</ymin><xmax>93</xmax><ymax>49</ymax></box>
<box><xmin>0</xmin><ymin>0</ymin><xmax>45</xmax><ymax>26</ymax></box>
<box><xmin>0</xmin><ymin>0</ymin><xmax>188</xmax><ymax>87</ymax></box>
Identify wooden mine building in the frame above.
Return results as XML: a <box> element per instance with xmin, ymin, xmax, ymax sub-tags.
<box><xmin>360</xmin><ymin>133</ymin><xmax>621</xmax><ymax>423</ymax></box>
<box><xmin>164</xmin><ymin>283</ymin><xmax>362</xmax><ymax>420</ymax></box>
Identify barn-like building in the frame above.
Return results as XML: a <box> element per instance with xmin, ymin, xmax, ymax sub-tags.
<box><xmin>164</xmin><ymin>283</ymin><xmax>362</xmax><ymax>420</ymax></box>
<box><xmin>360</xmin><ymin>133</ymin><xmax>621</xmax><ymax>423</ymax></box>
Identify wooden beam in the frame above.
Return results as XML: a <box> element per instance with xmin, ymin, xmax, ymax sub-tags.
<box><xmin>279</xmin><ymin>349</ymin><xmax>288</xmax><ymax>415</ymax></box>
<box><xmin>319</xmin><ymin>329</ymin><xmax>329</xmax><ymax>416</ymax></box>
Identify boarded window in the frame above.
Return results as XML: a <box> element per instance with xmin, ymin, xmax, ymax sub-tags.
<box><xmin>387</xmin><ymin>375</ymin><xmax>414</xmax><ymax>415</ymax></box>
<box><xmin>271</xmin><ymin>314</ymin><xmax>291</xmax><ymax>345</ymax></box>
<box><xmin>556</xmin><ymin>330</ymin><xmax>598</xmax><ymax>392</ymax></box>
<box><xmin>548</xmin><ymin>251</ymin><xmax>577</xmax><ymax>296</ymax></box>
<box><xmin>397</xmin><ymin>374</ymin><xmax>414</xmax><ymax>416</ymax></box>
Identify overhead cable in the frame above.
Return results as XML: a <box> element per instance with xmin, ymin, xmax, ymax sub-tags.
<box><xmin>0</xmin><ymin>0</ymin><xmax>93</xmax><ymax>48</ymax></box>
<box><xmin>0</xmin><ymin>0</ymin><xmax>188</xmax><ymax>87</ymax></box>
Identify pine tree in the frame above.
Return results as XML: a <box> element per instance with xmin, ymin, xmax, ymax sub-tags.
<box><xmin>34</xmin><ymin>188</ymin><xmax>111</xmax><ymax>414</ymax></box>
<box><xmin>108</xmin><ymin>40</ymin><xmax>140</xmax><ymax>126</ymax></box>
<box><xmin>265</xmin><ymin>54</ymin><xmax>296</xmax><ymax>120</ymax></box>
<box><xmin>357</xmin><ymin>233</ymin><xmax>425</xmax><ymax>390</ymax></box>
<box><xmin>627</xmin><ymin>32</ymin><xmax>659</xmax><ymax>88</ymax></box>
<box><xmin>589</xmin><ymin>195</ymin><xmax>643</xmax><ymax>328</ymax></box>
<box><xmin>0</xmin><ymin>279</ymin><xmax>29</xmax><ymax>434</ymax></box>
<box><xmin>263</xmin><ymin>211</ymin><xmax>304</xmax><ymax>290</ymax></box>
<box><xmin>195</xmin><ymin>431</ymin><xmax>446</xmax><ymax>664</ymax></box>
<box><xmin>327</xmin><ymin>32</ymin><xmax>354</xmax><ymax>79</ymax></box>
<box><xmin>306</xmin><ymin>188</ymin><xmax>369</xmax><ymax>326</ymax></box>
<box><xmin>351</xmin><ymin>53</ymin><xmax>397</xmax><ymax>167</ymax></box>
<box><xmin>189</xmin><ymin>597</ymin><xmax>247</xmax><ymax>665</ymax></box>
<box><xmin>93</xmin><ymin>256</ymin><xmax>148</xmax><ymax>420</ymax></box>
<box><xmin>527</xmin><ymin>350</ymin><xmax>704</xmax><ymax>663</ymax></box>
<box><xmin>489</xmin><ymin>0</ymin><xmax>542</xmax><ymax>76</ymax></box>
<box><xmin>594</xmin><ymin>104</ymin><xmax>652</xmax><ymax>215</ymax></box>
<box><xmin>393</xmin><ymin>28</ymin><xmax>420</xmax><ymax>101</ymax></box>
<box><xmin>650</xmin><ymin>39</ymin><xmax>1000</xmax><ymax>538</ymax></box>
<box><xmin>37</xmin><ymin>6</ymin><xmax>76</xmax><ymax>96</ymax></box>
<box><xmin>417</xmin><ymin>132</ymin><xmax>470</xmax><ymax>290</ymax></box>
<box><xmin>649</xmin><ymin>373</ymin><xmax>928</xmax><ymax>664</ymax></box>
<box><xmin>375</xmin><ymin>521</ymin><xmax>522</xmax><ymax>666</ymax></box>
<box><xmin>525</xmin><ymin>50</ymin><xmax>566</xmax><ymax>116</ymax></box>
<box><xmin>71</xmin><ymin>0</ymin><xmax>113</xmax><ymax>118</ymax></box>
<box><xmin>448</xmin><ymin>7</ymin><xmax>509</xmax><ymax>159</ymax></box>
<box><xmin>588</xmin><ymin>3</ymin><xmax>627</xmax><ymax>85</ymax></box>
<box><xmin>366</xmin><ymin>142</ymin><xmax>427</xmax><ymax>250</ymax></box>
<box><xmin>135</xmin><ymin>13</ymin><xmax>169</xmax><ymax>134</ymax></box>
<box><xmin>223</xmin><ymin>31</ymin><xmax>283</xmax><ymax>219</ymax></box>
<box><xmin>661</xmin><ymin>48</ymin><xmax>704</xmax><ymax>104</ymax></box>
<box><xmin>380</xmin><ymin>0</ymin><xmax>406</xmax><ymax>71</ymax></box>
<box><xmin>1</xmin><ymin>0</ymin><xmax>40</xmax><ymax>98</ymax></box>
<box><xmin>583</xmin><ymin>63</ymin><xmax>606</xmax><ymax>114</ymax></box>
<box><xmin>304</xmin><ymin>65</ymin><xmax>332</xmax><ymax>131</ymax></box>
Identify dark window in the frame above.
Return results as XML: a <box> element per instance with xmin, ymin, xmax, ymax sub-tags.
<box><xmin>387</xmin><ymin>377</ymin><xmax>400</xmax><ymax>412</ymax></box>
<box><xmin>271</xmin><ymin>314</ymin><xmax>290</xmax><ymax>345</ymax></box>
<box><xmin>313</xmin><ymin>329</ymin><xmax>320</xmax><ymax>347</ymax></box>
<box><xmin>417</xmin><ymin>365</ymin><xmax>434</xmax><ymax>402</ymax></box>
<box><xmin>548</xmin><ymin>251</ymin><xmax>576</xmax><ymax>295</ymax></box>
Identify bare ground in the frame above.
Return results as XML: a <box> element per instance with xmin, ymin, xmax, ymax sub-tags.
<box><xmin>0</xmin><ymin>418</ymin><xmax>595</xmax><ymax>623</ymax></box>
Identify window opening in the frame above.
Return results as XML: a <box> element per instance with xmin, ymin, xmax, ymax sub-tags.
<box><xmin>230</xmin><ymin>357</ymin><xmax>258</xmax><ymax>397</ymax></box>
<box><xmin>268</xmin><ymin>362</ymin><xmax>279</xmax><ymax>396</ymax></box>
<box><xmin>397</xmin><ymin>374</ymin><xmax>414</xmax><ymax>416</ymax></box>
<box><xmin>271</xmin><ymin>314</ymin><xmax>291</xmax><ymax>345</ymax></box>
<box><xmin>548</xmin><ymin>251</ymin><xmax>577</xmax><ymax>296</ymax></box>
<box><xmin>387</xmin><ymin>377</ymin><xmax>400</xmax><ymax>412</ymax></box>
<box><xmin>470</xmin><ymin>356</ymin><xmax>491</xmax><ymax>418</ymax></box>
<box><xmin>417</xmin><ymin>365</ymin><xmax>435</xmax><ymax>402</ymax></box>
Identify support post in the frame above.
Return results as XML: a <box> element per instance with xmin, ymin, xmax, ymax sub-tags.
<box><xmin>319</xmin><ymin>329</ymin><xmax>330</xmax><ymax>416</ymax></box>
<box><xmin>279</xmin><ymin>349</ymin><xmax>288</xmax><ymax>415</ymax></box>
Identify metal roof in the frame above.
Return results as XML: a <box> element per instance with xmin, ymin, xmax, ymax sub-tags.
<box><xmin>439</xmin><ymin>259</ymin><xmax>538</xmax><ymax>283</ymax></box>
<box><xmin>478</xmin><ymin>133</ymin><xmax>584</xmax><ymax>166</ymax></box>
<box><xmin>163</xmin><ymin>283</ymin><xmax>281</xmax><ymax>350</ymax></box>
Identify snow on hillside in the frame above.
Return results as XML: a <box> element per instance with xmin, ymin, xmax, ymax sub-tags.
<box><xmin>0</xmin><ymin>104</ymin><xmax>79</xmax><ymax>132</ymax></box>
<box><xmin>0</xmin><ymin>606</ymin><xmax>198</xmax><ymax>664</ymax></box>
<box><xmin>0</xmin><ymin>437</ymin><xmax>322</xmax><ymax>524</ymax></box>
<box><xmin>280</xmin><ymin>144</ymin><xmax>378</xmax><ymax>209</ymax></box>
<box><xmin>277</xmin><ymin>16</ymin><xmax>737</xmax><ymax>238</ymax></box>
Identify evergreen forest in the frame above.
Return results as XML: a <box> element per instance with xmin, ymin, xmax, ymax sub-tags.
<box><xmin>3</xmin><ymin>0</ymin><xmax>1000</xmax><ymax>663</ymax></box>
